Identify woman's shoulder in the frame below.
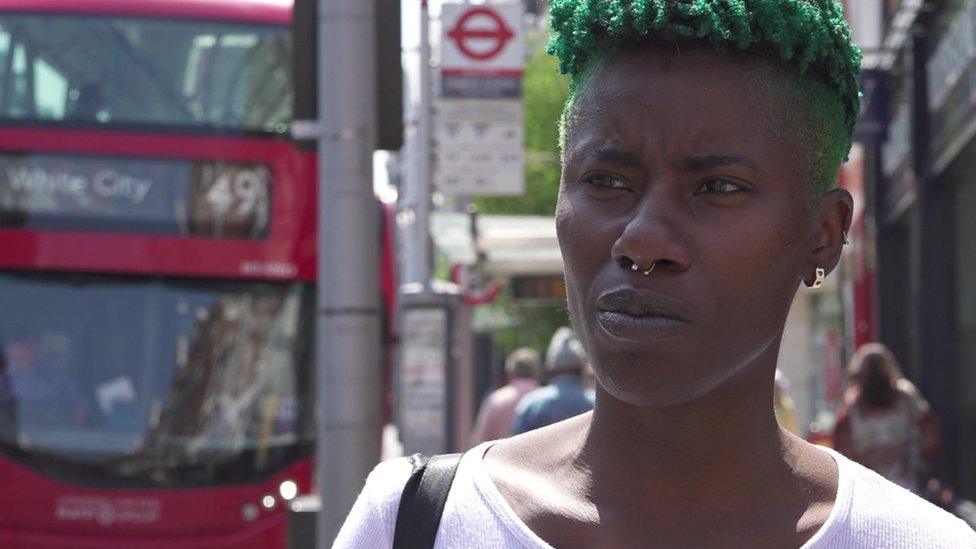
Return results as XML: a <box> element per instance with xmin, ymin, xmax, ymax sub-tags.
<box><xmin>358</xmin><ymin>454</ymin><xmax>418</xmax><ymax>510</ymax></box>
<box><xmin>829</xmin><ymin>450</ymin><xmax>976</xmax><ymax>547</ymax></box>
<box><xmin>336</xmin><ymin>443</ymin><xmax>542</xmax><ymax>549</ymax></box>
<box><xmin>332</xmin><ymin>456</ymin><xmax>417</xmax><ymax>548</ymax></box>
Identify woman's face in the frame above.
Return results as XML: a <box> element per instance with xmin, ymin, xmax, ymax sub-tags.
<box><xmin>557</xmin><ymin>48</ymin><xmax>845</xmax><ymax>407</ymax></box>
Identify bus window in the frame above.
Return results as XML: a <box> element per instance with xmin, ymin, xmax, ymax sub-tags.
<box><xmin>0</xmin><ymin>15</ymin><xmax>292</xmax><ymax>133</ymax></box>
<box><xmin>7</xmin><ymin>43</ymin><xmax>30</xmax><ymax>117</ymax></box>
<box><xmin>0</xmin><ymin>31</ymin><xmax>69</xmax><ymax>121</ymax></box>
<box><xmin>34</xmin><ymin>59</ymin><xmax>68</xmax><ymax>120</ymax></box>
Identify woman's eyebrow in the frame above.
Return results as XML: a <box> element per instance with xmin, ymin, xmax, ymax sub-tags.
<box><xmin>587</xmin><ymin>146</ymin><xmax>644</xmax><ymax>168</ymax></box>
<box><xmin>677</xmin><ymin>154</ymin><xmax>761</xmax><ymax>173</ymax></box>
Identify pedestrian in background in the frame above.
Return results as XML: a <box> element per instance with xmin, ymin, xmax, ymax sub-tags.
<box><xmin>510</xmin><ymin>327</ymin><xmax>594</xmax><ymax>436</ymax></box>
<box><xmin>469</xmin><ymin>347</ymin><xmax>542</xmax><ymax>446</ymax></box>
<box><xmin>833</xmin><ymin>343</ymin><xmax>941</xmax><ymax>492</ymax></box>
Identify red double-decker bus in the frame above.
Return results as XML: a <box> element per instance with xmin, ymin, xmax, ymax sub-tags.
<box><xmin>0</xmin><ymin>1</ymin><xmax>393</xmax><ymax>546</ymax></box>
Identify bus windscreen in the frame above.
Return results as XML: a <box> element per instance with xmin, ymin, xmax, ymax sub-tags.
<box><xmin>0</xmin><ymin>272</ymin><xmax>313</xmax><ymax>487</ymax></box>
<box><xmin>0</xmin><ymin>15</ymin><xmax>291</xmax><ymax>133</ymax></box>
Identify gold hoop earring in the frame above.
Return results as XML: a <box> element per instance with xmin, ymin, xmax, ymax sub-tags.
<box><xmin>811</xmin><ymin>267</ymin><xmax>826</xmax><ymax>289</ymax></box>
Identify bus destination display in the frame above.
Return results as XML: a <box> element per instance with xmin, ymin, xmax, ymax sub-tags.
<box><xmin>0</xmin><ymin>153</ymin><xmax>271</xmax><ymax>239</ymax></box>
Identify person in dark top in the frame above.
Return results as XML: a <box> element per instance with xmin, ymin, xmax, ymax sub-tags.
<box><xmin>511</xmin><ymin>327</ymin><xmax>594</xmax><ymax>435</ymax></box>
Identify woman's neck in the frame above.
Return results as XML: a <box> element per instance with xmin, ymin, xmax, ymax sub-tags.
<box><xmin>577</xmin><ymin>358</ymin><xmax>796</xmax><ymax>515</ymax></box>
<box><xmin>482</xmin><ymin>346</ymin><xmax>838</xmax><ymax>547</ymax></box>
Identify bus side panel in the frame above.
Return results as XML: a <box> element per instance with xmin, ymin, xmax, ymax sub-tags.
<box><xmin>0</xmin><ymin>454</ymin><xmax>312</xmax><ymax>544</ymax></box>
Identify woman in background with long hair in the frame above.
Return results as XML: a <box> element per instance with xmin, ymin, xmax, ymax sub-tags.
<box><xmin>833</xmin><ymin>343</ymin><xmax>941</xmax><ymax>492</ymax></box>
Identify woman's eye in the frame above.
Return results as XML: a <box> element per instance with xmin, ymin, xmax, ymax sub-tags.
<box><xmin>695</xmin><ymin>179</ymin><xmax>746</xmax><ymax>195</ymax></box>
<box><xmin>584</xmin><ymin>173</ymin><xmax>629</xmax><ymax>190</ymax></box>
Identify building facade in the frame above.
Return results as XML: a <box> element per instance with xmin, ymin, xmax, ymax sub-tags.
<box><xmin>860</xmin><ymin>0</ymin><xmax>976</xmax><ymax>499</ymax></box>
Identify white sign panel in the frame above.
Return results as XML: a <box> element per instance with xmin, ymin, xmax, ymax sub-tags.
<box><xmin>440</xmin><ymin>2</ymin><xmax>524</xmax><ymax>75</ymax></box>
<box><xmin>400</xmin><ymin>307</ymin><xmax>449</xmax><ymax>454</ymax></box>
<box><xmin>435</xmin><ymin>99</ymin><xmax>524</xmax><ymax>196</ymax></box>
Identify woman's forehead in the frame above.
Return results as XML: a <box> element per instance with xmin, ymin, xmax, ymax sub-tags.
<box><xmin>575</xmin><ymin>48</ymin><xmax>794</xmax><ymax>124</ymax></box>
<box><xmin>565</xmin><ymin>49</ymin><xmax>802</xmax><ymax>164</ymax></box>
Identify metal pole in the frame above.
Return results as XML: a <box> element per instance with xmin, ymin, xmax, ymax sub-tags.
<box><xmin>316</xmin><ymin>0</ymin><xmax>381</xmax><ymax>546</ymax></box>
<box><xmin>402</xmin><ymin>0</ymin><xmax>434</xmax><ymax>288</ymax></box>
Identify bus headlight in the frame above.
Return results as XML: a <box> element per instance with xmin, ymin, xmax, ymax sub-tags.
<box><xmin>279</xmin><ymin>480</ymin><xmax>298</xmax><ymax>501</ymax></box>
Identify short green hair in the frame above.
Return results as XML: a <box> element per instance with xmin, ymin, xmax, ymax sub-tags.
<box><xmin>548</xmin><ymin>0</ymin><xmax>862</xmax><ymax>194</ymax></box>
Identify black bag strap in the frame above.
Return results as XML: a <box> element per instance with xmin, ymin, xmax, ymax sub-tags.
<box><xmin>392</xmin><ymin>452</ymin><xmax>463</xmax><ymax>549</ymax></box>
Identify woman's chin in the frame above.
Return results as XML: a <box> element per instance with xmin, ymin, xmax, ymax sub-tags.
<box><xmin>594</xmin><ymin>361</ymin><xmax>722</xmax><ymax>409</ymax></box>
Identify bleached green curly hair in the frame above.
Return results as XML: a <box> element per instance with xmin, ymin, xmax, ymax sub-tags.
<box><xmin>548</xmin><ymin>0</ymin><xmax>862</xmax><ymax>194</ymax></box>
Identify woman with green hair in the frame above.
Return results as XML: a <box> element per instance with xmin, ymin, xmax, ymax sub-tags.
<box><xmin>336</xmin><ymin>1</ymin><xmax>976</xmax><ymax>546</ymax></box>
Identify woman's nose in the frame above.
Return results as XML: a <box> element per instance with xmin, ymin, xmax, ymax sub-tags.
<box><xmin>610</xmin><ymin>197</ymin><xmax>692</xmax><ymax>275</ymax></box>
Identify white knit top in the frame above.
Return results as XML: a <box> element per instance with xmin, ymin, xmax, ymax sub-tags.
<box><xmin>334</xmin><ymin>442</ymin><xmax>976</xmax><ymax>548</ymax></box>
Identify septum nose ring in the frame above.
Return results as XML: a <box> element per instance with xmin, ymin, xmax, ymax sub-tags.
<box><xmin>630</xmin><ymin>262</ymin><xmax>656</xmax><ymax>276</ymax></box>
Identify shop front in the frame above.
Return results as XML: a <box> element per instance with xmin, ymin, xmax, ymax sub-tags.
<box><xmin>874</xmin><ymin>0</ymin><xmax>976</xmax><ymax>499</ymax></box>
<box><xmin>927</xmin><ymin>0</ymin><xmax>976</xmax><ymax>497</ymax></box>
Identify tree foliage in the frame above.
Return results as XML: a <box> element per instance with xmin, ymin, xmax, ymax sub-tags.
<box><xmin>487</xmin><ymin>291</ymin><xmax>572</xmax><ymax>364</ymax></box>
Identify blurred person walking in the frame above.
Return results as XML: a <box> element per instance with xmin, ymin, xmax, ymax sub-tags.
<box><xmin>833</xmin><ymin>343</ymin><xmax>941</xmax><ymax>492</ymax></box>
<box><xmin>470</xmin><ymin>348</ymin><xmax>542</xmax><ymax>446</ymax></box>
<box><xmin>510</xmin><ymin>327</ymin><xmax>594</xmax><ymax>435</ymax></box>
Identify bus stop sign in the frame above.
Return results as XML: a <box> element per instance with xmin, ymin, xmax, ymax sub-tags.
<box><xmin>447</xmin><ymin>7</ymin><xmax>514</xmax><ymax>61</ymax></box>
<box><xmin>437</xmin><ymin>2</ymin><xmax>524</xmax><ymax>196</ymax></box>
<box><xmin>440</xmin><ymin>2</ymin><xmax>523</xmax><ymax>79</ymax></box>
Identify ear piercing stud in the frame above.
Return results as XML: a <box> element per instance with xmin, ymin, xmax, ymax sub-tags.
<box><xmin>630</xmin><ymin>262</ymin><xmax>656</xmax><ymax>276</ymax></box>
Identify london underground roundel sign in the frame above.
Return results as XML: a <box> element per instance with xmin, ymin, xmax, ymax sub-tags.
<box><xmin>440</xmin><ymin>2</ymin><xmax>523</xmax><ymax>75</ymax></box>
<box><xmin>447</xmin><ymin>6</ymin><xmax>515</xmax><ymax>61</ymax></box>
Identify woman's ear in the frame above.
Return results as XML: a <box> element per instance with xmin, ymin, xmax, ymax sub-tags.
<box><xmin>803</xmin><ymin>188</ymin><xmax>853</xmax><ymax>287</ymax></box>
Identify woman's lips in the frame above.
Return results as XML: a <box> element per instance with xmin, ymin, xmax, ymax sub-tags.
<box><xmin>597</xmin><ymin>310</ymin><xmax>691</xmax><ymax>341</ymax></box>
<box><xmin>595</xmin><ymin>288</ymin><xmax>693</xmax><ymax>341</ymax></box>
